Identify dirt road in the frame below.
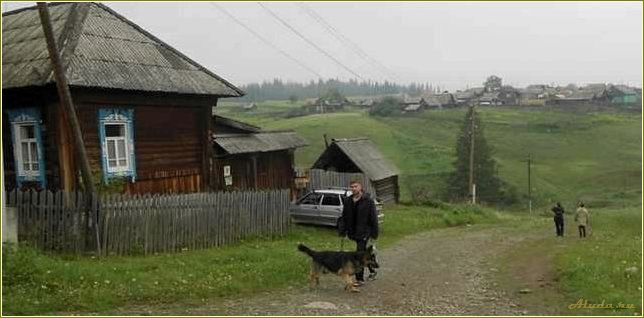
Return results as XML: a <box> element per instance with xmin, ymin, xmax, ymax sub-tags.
<box><xmin>98</xmin><ymin>222</ymin><xmax>569</xmax><ymax>316</ymax></box>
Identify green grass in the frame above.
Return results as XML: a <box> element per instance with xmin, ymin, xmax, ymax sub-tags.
<box><xmin>556</xmin><ymin>207</ymin><xmax>642</xmax><ymax>315</ymax></box>
<box><xmin>2</xmin><ymin>203</ymin><xmax>499</xmax><ymax>315</ymax></box>
<box><xmin>217</xmin><ymin>105</ymin><xmax>641</xmax><ymax>209</ymax></box>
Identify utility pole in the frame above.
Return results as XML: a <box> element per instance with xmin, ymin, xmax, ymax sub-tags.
<box><xmin>38</xmin><ymin>2</ymin><xmax>100</xmax><ymax>255</ymax></box>
<box><xmin>527</xmin><ymin>153</ymin><xmax>532</xmax><ymax>214</ymax></box>
<box><xmin>38</xmin><ymin>3</ymin><xmax>95</xmax><ymax>194</ymax></box>
<box><xmin>468</xmin><ymin>105</ymin><xmax>476</xmax><ymax>204</ymax></box>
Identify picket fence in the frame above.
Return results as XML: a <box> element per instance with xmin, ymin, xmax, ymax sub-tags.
<box><xmin>4</xmin><ymin>189</ymin><xmax>290</xmax><ymax>256</ymax></box>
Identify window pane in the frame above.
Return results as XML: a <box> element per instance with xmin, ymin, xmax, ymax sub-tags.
<box><xmin>21</xmin><ymin>143</ymin><xmax>29</xmax><ymax>164</ymax></box>
<box><xmin>23</xmin><ymin>163</ymin><xmax>30</xmax><ymax>171</ymax></box>
<box><xmin>30</xmin><ymin>142</ymin><xmax>38</xmax><ymax>163</ymax></box>
<box><xmin>117</xmin><ymin>140</ymin><xmax>126</xmax><ymax>160</ymax></box>
<box><xmin>108</xmin><ymin>159</ymin><xmax>117</xmax><ymax>167</ymax></box>
<box><xmin>105</xmin><ymin>124</ymin><xmax>125</xmax><ymax>137</ymax></box>
<box><xmin>118</xmin><ymin>159</ymin><xmax>127</xmax><ymax>167</ymax></box>
<box><xmin>32</xmin><ymin>163</ymin><xmax>39</xmax><ymax>170</ymax></box>
<box><xmin>20</xmin><ymin>125</ymin><xmax>35</xmax><ymax>139</ymax></box>
<box><xmin>107</xmin><ymin>140</ymin><xmax>116</xmax><ymax>160</ymax></box>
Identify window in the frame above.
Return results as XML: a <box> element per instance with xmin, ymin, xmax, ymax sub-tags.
<box><xmin>104</xmin><ymin>123</ymin><xmax>128</xmax><ymax>171</ymax></box>
<box><xmin>7</xmin><ymin>108</ymin><xmax>46</xmax><ymax>188</ymax></box>
<box><xmin>300</xmin><ymin>193</ymin><xmax>322</xmax><ymax>205</ymax></box>
<box><xmin>321</xmin><ymin>194</ymin><xmax>342</xmax><ymax>206</ymax></box>
<box><xmin>99</xmin><ymin>108</ymin><xmax>136</xmax><ymax>183</ymax></box>
<box><xmin>18</xmin><ymin>124</ymin><xmax>39</xmax><ymax>173</ymax></box>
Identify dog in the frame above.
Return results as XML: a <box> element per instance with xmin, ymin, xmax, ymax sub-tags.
<box><xmin>297</xmin><ymin>243</ymin><xmax>379</xmax><ymax>292</ymax></box>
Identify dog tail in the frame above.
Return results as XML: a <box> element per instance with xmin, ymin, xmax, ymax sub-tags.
<box><xmin>297</xmin><ymin>244</ymin><xmax>315</xmax><ymax>257</ymax></box>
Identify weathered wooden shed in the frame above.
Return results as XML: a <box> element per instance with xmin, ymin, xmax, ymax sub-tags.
<box><xmin>2</xmin><ymin>3</ymin><xmax>244</xmax><ymax>193</ymax></box>
<box><xmin>210</xmin><ymin>116</ymin><xmax>308</xmax><ymax>194</ymax></box>
<box><xmin>311</xmin><ymin>138</ymin><xmax>400</xmax><ymax>203</ymax></box>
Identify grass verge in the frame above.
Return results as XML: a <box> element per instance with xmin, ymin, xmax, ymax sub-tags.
<box><xmin>2</xmin><ymin>203</ymin><xmax>499</xmax><ymax>315</ymax></box>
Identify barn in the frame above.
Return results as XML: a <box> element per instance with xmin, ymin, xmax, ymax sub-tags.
<box><xmin>2</xmin><ymin>3</ymin><xmax>244</xmax><ymax>193</ymax></box>
<box><xmin>311</xmin><ymin>138</ymin><xmax>400</xmax><ymax>203</ymax></box>
<box><xmin>210</xmin><ymin>115</ymin><xmax>307</xmax><ymax>195</ymax></box>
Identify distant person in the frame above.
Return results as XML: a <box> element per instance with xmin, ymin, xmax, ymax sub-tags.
<box><xmin>338</xmin><ymin>180</ymin><xmax>379</xmax><ymax>286</ymax></box>
<box><xmin>574</xmin><ymin>202</ymin><xmax>590</xmax><ymax>238</ymax></box>
<box><xmin>551</xmin><ymin>202</ymin><xmax>565</xmax><ymax>237</ymax></box>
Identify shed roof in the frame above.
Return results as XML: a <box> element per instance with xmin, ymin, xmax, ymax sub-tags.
<box><xmin>213</xmin><ymin>115</ymin><xmax>261</xmax><ymax>133</ymax></box>
<box><xmin>423</xmin><ymin>94</ymin><xmax>454</xmax><ymax>106</ymax></box>
<box><xmin>313</xmin><ymin>138</ymin><xmax>399</xmax><ymax>181</ymax></box>
<box><xmin>2</xmin><ymin>2</ymin><xmax>243</xmax><ymax>97</ymax></box>
<box><xmin>214</xmin><ymin>131</ymin><xmax>308</xmax><ymax>155</ymax></box>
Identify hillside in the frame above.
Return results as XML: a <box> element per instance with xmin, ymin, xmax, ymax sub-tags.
<box><xmin>215</xmin><ymin>102</ymin><xmax>641</xmax><ymax>209</ymax></box>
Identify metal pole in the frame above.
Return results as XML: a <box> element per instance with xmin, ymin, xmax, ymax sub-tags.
<box><xmin>528</xmin><ymin>153</ymin><xmax>532</xmax><ymax>214</ymax></box>
<box><xmin>468</xmin><ymin>106</ymin><xmax>476</xmax><ymax>204</ymax></box>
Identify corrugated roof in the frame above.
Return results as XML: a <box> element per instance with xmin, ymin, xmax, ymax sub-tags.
<box><xmin>332</xmin><ymin>138</ymin><xmax>399</xmax><ymax>180</ymax></box>
<box><xmin>423</xmin><ymin>94</ymin><xmax>454</xmax><ymax>106</ymax></box>
<box><xmin>213</xmin><ymin>115</ymin><xmax>261</xmax><ymax>133</ymax></box>
<box><xmin>2</xmin><ymin>3</ymin><xmax>243</xmax><ymax>97</ymax></box>
<box><xmin>214</xmin><ymin>131</ymin><xmax>308</xmax><ymax>154</ymax></box>
<box><xmin>403</xmin><ymin>103</ymin><xmax>422</xmax><ymax>111</ymax></box>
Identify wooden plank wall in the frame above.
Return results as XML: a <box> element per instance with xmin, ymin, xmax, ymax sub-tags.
<box><xmin>76</xmin><ymin>104</ymin><xmax>204</xmax><ymax>194</ymax></box>
<box><xmin>211</xmin><ymin>151</ymin><xmax>294</xmax><ymax>192</ymax></box>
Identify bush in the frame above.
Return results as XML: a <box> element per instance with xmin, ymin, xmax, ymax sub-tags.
<box><xmin>369</xmin><ymin>97</ymin><xmax>401</xmax><ymax>117</ymax></box>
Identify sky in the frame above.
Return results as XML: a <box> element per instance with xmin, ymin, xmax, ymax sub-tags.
<box><xmin>2</xmin><ymin>1</ymin><xmax>642</xmax><ymax>91</ymax></box>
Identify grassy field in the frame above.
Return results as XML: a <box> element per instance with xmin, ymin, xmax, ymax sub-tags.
<box><xmin>556</xmin><ymin>206</ymin><xmax>642</xmax><ymax>315</ymax></box>
<box><xmin>217</xmin><ymin>102</ymin><xmax>641</xmax><ymax>209</ymax></box>
<box><xmin>2</xmin><ymin>203</ymin><xmax>501</xmax><ymax>315</ymax></box>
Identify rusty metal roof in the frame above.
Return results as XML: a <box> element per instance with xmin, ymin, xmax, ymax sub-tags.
<box><xmin>214</xmin><ymin>131</ymin><xmax>308</xmax><ymax>154</ymax></box>
<box><xmin>2</xmin><ymin>3</ymin><xmax>243</xmax><ymax>97</ymax></box>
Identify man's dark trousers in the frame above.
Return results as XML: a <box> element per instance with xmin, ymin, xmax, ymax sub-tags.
<box><xmin>554</xmin><ymin>216</ymin><xmax>564</xmax><ymax>236</ymax></box>
<box><xmin>355</xmin><ymin>238</ymin><xmax>368</xmax><ymax>282</ymax></box>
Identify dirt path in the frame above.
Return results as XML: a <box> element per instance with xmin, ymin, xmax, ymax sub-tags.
<box><xmin>94</xmin><ymin>222</ymin><xmax>568</xmax><ymax>316</ymax></box>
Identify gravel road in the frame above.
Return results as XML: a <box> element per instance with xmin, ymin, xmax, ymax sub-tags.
<box><xmin>98</xmin><ymin>223</ymin><xmax>557</xmax><ymax>316</ymax></box>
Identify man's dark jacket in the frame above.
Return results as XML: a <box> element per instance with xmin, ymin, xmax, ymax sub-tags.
<box><xmin>338</xmin><ymin>193</ymin><xmax>379</xmax><ymax>241</ymax></box>
<box><xmin>552</xmin><ymin>205</ymin><xmax>565</xmax><ymax>218</ymax></box>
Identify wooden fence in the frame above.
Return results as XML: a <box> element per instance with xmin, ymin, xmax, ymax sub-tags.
<box><xmin>306</xmin><ymin>169</ymin><xmax>375</xmax><ymax>195</ymax></box>
<box><xmin>4</xmin><ymin>189</ymin><xmax>290</xmax><ymax>256</ymax></box>
<box><xmin>4</xmin><ymin>190</ymin><xmax>96</xmax><ymax>253</ymax></box>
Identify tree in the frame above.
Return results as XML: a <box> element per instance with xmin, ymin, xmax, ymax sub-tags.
<box><xmin>484</xmin><ymin>75</ymin><xmax>502</xmax><ymax>92</ymax></box>
<box><xmin>445</xmin><ymin>106</ymin><xmax>514</xmax><ymax>204</ymax></box>
<box><xmin>288</xmin><ymin>94</ymin><xmax>299</xmax><ymax>104</ymax></box>
<box><xmin>368</xmin><ymin>96</ymin><xmax>400</xmax><ymax>117</ymax></box>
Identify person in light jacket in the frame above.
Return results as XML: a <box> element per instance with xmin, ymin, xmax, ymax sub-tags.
<box><xmin>574</xmin><ymin>202</ymin><xmax>590</xmax><ymax>238</ymax></box>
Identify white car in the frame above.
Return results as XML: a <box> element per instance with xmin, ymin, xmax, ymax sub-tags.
<box><xmin>289</xmin><ymin>188</ymin><xmax>383</xmax><ymax>227</ymax></box>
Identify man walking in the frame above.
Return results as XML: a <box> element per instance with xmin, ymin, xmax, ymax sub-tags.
<box><xmin>575</xmin><ymin>202</ymin><xmax>590</xmax><ymax>238</ymax></box>
<box><xmin>338</xmin><ymin>180</ymin><xmax>379</xmax><ymax>286</ymax></box>
<box><xmin>551</xmin><ymin>202</ymin><xmax>565</xmax><ymax>237</ymax></box>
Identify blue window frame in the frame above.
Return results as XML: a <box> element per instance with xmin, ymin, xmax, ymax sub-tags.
<box><xmin>98</xmin><ymin>109</ymin><xmax>136</xmax><ymax>184</ymax></box>
<box><xmin>7</xmin><ymin>108</ymin><xmax>46</xmax><ymax>188</ymax></box>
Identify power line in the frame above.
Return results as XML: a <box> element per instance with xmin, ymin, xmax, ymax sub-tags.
<box><xmin>209</xmin><ymin>3</ymin><xmax>323</xmax><ymax>79</ymax></box>
<box><xmin>257</xmin><ymin>2</ymin><xmax>365</xmax><ymax>81</ymax></box>
<box><xmin>298</xmin><ymin>3</ymin><xmax>399</xmax><ymax>81</ymax></box>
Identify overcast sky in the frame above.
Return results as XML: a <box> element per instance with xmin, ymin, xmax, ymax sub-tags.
<box><xmin>2</xmin><ymin>1</ymin><xmax>642</xmax><ymax>90</ymax></box>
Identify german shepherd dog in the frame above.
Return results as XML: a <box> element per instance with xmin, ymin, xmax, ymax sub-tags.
<box><xmin>297</xmin><ymin>244</ymin><xmax>379</xmax><ymax>292</ymax></box>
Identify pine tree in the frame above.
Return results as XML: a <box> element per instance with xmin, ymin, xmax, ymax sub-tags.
<box><xmin>446</xmin><ymin>106</ymin><xmax>509</xmax><ymax>204</ymax></box>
